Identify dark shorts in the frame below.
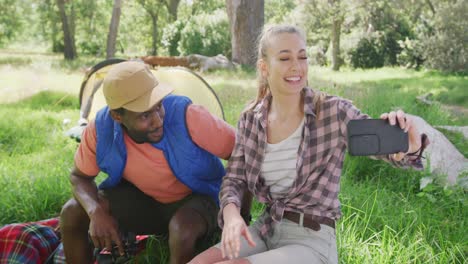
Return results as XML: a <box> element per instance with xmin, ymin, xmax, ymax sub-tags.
<box><xmin>100</xmin><ymin>180</ymin><xmax>219</xmax><ymax>239</ymax></box>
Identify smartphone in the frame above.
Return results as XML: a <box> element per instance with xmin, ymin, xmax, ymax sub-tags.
<box><xmin>347</xmin><ymin>119</ymin><xmax>409</xmax><ymax>156</ymax></box>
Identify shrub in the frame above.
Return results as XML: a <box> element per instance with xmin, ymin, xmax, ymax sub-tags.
<box><xmin>397</xmin><ymin>38</ymin><xmax>425</xmax><ymax>69</ymax></box>
<box><xmin>161</xmin><ymin>20</ymin><xmax>184</xmax><ymax>56</ymax></box>
<box><xmin>422</xmin><ymin>0</ymin><xmax>467</xmax><ymax>73</ymax></box>
<box><xmin>349</xmin><ymin>34</ymin><xmax>385</xmax><ymax>68</ymax></box>
<box><xmin>381</xmin><ymin>19</ymin><xmax>413</xmax><ymax>66</ymax></box>
<box><xmin>78</xmin><ymin>39</ymin><xmax>103</xmax><ymax>56</ymax></box>
<box><xmin>178</xmin><ymin>9</ymin><xmax>231</xmax><ymax>57</ymax></box>
<box><xmin>308</xmin><ymin>45</ymin><xmax>327</xmax><ymax>66</ymax></box>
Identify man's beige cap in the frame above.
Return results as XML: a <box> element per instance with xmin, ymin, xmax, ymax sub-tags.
<box><xmin>103</xmin><ymin>61</ymin><xmax>174</xmax><ymax>112</ymax></box>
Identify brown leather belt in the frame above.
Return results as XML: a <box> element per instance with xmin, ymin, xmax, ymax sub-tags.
<box><xmin>283</xmin><ymin>211</ymin><xmax>335</xmax><ymax>231</ymax></box>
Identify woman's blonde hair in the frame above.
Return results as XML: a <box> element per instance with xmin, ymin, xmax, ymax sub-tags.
<box><xmin>245</xmin><ymin>24</ymin><xmax>307</xmax><ymax>112</ymax></box>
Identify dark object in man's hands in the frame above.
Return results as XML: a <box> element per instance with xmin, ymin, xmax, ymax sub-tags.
<box><xmin>347</xmin><ymin>119</ymin><xmax>408</xmax><ymax>156</ymax></box>
<box><xmin>94</xmin><ymin>232</ymin><xmax>140</xmax><ymax>264</ymax></box>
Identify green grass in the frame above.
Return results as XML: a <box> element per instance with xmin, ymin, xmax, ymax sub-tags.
<box><xmin>309</xmin><ymin>66</ymin><xmax>468</xmax><ymax>115</ymax></box>
<box><xmin>0</xmin><ymin>56</ymin><xmax>466</xmax><ymax>263</ymax></box>
<box><xmin>436</xmin><ymin>128</ymin><xmax>468</xmax><ymax>158</ymax></box>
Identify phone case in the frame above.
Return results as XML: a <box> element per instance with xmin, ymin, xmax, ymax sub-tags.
<box><xmin>347</xmin><ymin>119</ymin><xmax>409</xmax><ymax>156</ymax></box>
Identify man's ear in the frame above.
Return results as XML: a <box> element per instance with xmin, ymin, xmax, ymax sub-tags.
<box><xmin>110</xmin><ymin>110</ymin><xmax>123</xmax><ymax>123</ymax></box>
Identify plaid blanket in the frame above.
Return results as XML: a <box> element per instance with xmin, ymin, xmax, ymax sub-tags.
<box><xmin>0</xmin><ymin>218</ymin><xmax>61</xmax><ymax>264</ymax></box>
<box><xmin>0</xmin><ymin>217</ymin><xmax>151</xmax><ymax>264</ymax></box>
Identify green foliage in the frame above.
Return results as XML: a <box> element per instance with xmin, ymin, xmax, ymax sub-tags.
<box><xmin>300</xmin><ymin>0</ymin><xmax>334</xmax><ymax>51</ymax></box>
<box><xmin>416</xmin><ymin>182</ymin><xmax>466</xmax><ymax>205</ymax></box>
<box><xmin>161</xmin><ymin>20</ymin><xmax>184</xmax><ymax>56</ymax></box>
<box><xmin>421</xmin><ymin>72</ymin><xmax>468</xmax><ymax>109</ymax></box>
<box><xmin>308</xmin><ymin>66</ymin><xmax>467</xmax><ymax>124</ymax></box>
<box><xmin>350</xmin><ymin>35</ymin><xmax>385</xmax><ymax>68</ymax></box>
<box><xmin>77</xmin><ymin>40</ymin><xmax>102</xmax><ymax>56</ymax></box>
<box><xmin>422</xmin><ymin>0</ymin><xmax>468</xmax><ymax>74</ymax></box>
<box><xmin>36</xmin><ymin>0</ymin><xmax>64</xmax><ymax>53</ymax></box>
<box><xmin>338</xmin><ymin>180</ymin><xmax>466</xmax><ymax>263</ymax></box>
<box><xmin>346</xmin><ymin>0</ymin><xmax>414</xmax><ymax>68</ymax></box>
<box><xmin>436</xmin><ymin>128</ymin><xmax>468</xmax><ymax>158</ymax></box>
<box><xmin>11</xmin><ymin>91</ymin><xmax>79</xmax><ymax>111</ymax></box>
<box><xmin>0</xmin><ymin>0</ymin><xmax>27</xmax><ymax>47</ymax></box>
<box><xmin>380</xmin><ymin>23</ymin><xmax>411</xmax><ymax>65</ymax></box>
<box><xmin>308</xmin><ymin>46</ymin><xmax>327</xmax><ymax>66</ymax></box>
<box><xmin>118</xmin><ymin>2</ymin><xmax>153</xmax><ymax>55</ymax></box>
<box><xmin>0</xmin><ymin>0</ymin><xmax>465</xmax><ymax>74</ymax></box>
<box><xmin>366</xmin><ymin>1</ymin><xmax>413</xmax><ymax>66</ymax></box>
<box><xmin>34</xmin><ymin>0</ymin><xmax>112</xmax><ymax>55</ymax></box>
<box><xmin>176</xmin><ymin>0</ymin><xmax>225</xmax><ymax>18</ymax></box>
<box><xmin>397</xmin><ymin>38</ymin><xmax>425</xmax><ymax>69</ymax></box>
<box><xmin>265</xmin><ymin>0</ymin><xmax>296</xmax><ymax>23</ymax></box>
<box><xmin>75</xmin><ymin>0</ymin><xmax>112</xmax><ymax>56</ymax></box>
<box><xmin>178</xmin><ymin>9</ymin><xmax>231</xmax><ymax>57</ymax></box>
<box><xmin>0</xmin><ymin>56</ymin><xmax>33</xmax><ymax>67</ymax></box>
<box><xmin>0</xmin><ymin>92</ymin><xmax>78</xmax><ymax>224</ymax></box>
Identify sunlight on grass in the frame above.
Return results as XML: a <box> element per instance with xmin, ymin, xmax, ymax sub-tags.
<box><xmin>0</xmin><ymin>65</ymin><xmax>83</xmax><ymax>103</ymax></box>
<box><xmin>309</xmin><ymin>66</ymin><xmax>426</xmax><ymax>84</ymax></box>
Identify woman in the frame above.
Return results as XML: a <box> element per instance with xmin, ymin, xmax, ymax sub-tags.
<box><xmin>189</xmin><ymin>24</ymin><xmax>428</xmax><ymax>264</ymax></box>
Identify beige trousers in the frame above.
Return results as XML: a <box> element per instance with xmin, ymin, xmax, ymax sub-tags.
<box><xmin>216</xmin><ymin>212</ymin><xmax>338</xmax><ymax>264</ymax></box>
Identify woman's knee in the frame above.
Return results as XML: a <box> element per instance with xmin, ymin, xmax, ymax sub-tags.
<box><xmin>188</xmin><ymin>246</ymin><xmax>224</xmax><ymax>264</ymax></box>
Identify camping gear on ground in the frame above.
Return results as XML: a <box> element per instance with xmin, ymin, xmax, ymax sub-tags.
<box><xmin>93</xmin><ymin>233</ymin><xmax>149</xmax><ymax>264</ymax></box>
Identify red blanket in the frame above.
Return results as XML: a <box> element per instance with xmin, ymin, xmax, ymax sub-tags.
<box><xmin>0</xmin><ymin>218</ymin><xmax>61</xmax><ymax>264</ymax></box>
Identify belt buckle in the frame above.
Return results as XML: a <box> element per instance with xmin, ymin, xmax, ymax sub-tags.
<box><xmin>299</xmin><ymin>213</ymin><xmax>304</xmax><ymax>227</ymax></box>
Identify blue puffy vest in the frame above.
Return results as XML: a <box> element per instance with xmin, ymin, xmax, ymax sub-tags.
<box><xmin>94</xmin><ymin>95</ymin><xmax>225</xmax><ymax>203</ymax></box>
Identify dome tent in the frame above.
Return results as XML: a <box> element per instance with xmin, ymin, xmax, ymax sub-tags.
<box><xmin>68</xmin><ymin>58</ymin><xmax>225</xmax><ymax>141</ymax></box>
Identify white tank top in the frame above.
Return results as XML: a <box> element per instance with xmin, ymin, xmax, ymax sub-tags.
<box><xmin>262</xmin><ymin>118</ymin><xmax>304</xmax><ymax>199</ymax></box>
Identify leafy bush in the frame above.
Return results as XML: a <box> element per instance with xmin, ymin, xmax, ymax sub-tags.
<box><xmin>397</xmin><ymin>38</ymin><xmax>425</xmax><ymax>69</ymax></box>
<box><xmin>178</xmin><ymin>9</ymin><xmax>231</xmax><ymax>57</ymax></box>
<box><xmin>349</xmin><ymin>35</ymin><xmax>385</xmax><ymax>68</ymax></box>
<box><xmin>0</xmin><ymin>0</ymin><xmax>26</xmax><ymax>47</ymax></box>
<box><xmin>380</xmin><ymin>19</ymin><xmax>413</xmax><ymax>66</ymax></box>
<box><xmin>422</xmin><ymin>0</ymin><xmax>467</xmax><ymax>73</ymax></box>
<box><xmin>344</xmin><ymin>1</ymin><xmax>413</xmax><ymax>69</ymax></box>
<box><xmin>161</xmin><ymin>20</ymin><xmax>184</xmax><ymax>56</ymax></box>
<box><xmin>77</xmin><ymin>38</ymin><xmax>104</xmax><ymax>56</ymax></box>
<box><xmin>308</xmin><ymin>45</ymin><xmax>327</xmax><ymax>66</ymax></box>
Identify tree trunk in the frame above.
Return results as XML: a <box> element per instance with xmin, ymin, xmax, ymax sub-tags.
<box><xmin>425</xmin><ymin>0</ymin><xmax>436</xmax><ymax>15</ymax></box>
<box><xmin>167</xmin><ymin>0</ymin><xmax>180</xmax><ymax>21</ymax></box>
<box><xmin>69</xmin><ymin>2</ymin><xmax>76</xmax><ymax>40</ymax></box>
<box><xmin>226</xmin><ymin>0</ymin><xmax>264</xmax><ymax>67</ymax></box>
<box><xmin>56</xmin><ymin>0</ymin><xmax>76</xmax><ymax>60</ymax></box>
<box><xmin>51</xmin><ymin>14</ymin><xmax>62</xmax><ymax>52</ymax></box>
<box><xmin>106</xmin><ymin>0</ymin><xmax>123</xmax><ymax>59</ymax></box>
<box><xmin>150</xmin><ymin>13</ymin><xmax>158</xmax><ymax>55</ymax></box>
<box><xmin>330</xmin><ymin>17</ymin><xmax>342</xmax><ymax>71</ymax></box>
<box><xmin>329</xmin><ymin>0</ymin><xmax>342</xmax><ymax>71</ymax></box>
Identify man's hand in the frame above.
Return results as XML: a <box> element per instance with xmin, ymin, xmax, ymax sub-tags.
<box><xmin>380</xmin><ymin>110</ymin><xmax>421</xmax><ymax>161</ymax></box>
<box><xmin>88</xmin><ymin>207</ymin><xmax>125</xmax><ymax>256</ymax></box>
<box><xmin>221</xmin><ymin>203</ymin><xmax>256</xmax><ymax>260</ymax></box>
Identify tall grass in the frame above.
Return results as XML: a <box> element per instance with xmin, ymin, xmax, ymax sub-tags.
<box><xmin>0</xmin><ymin>92</ymin><xmax>79</xmax><ymax>224</ymax></box>
<box><xmin>0</xmin><ymin>58</ymin><xmax>466</xmax><ymax>263</ymax></box>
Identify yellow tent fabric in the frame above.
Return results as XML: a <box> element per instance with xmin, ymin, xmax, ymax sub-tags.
<box><xmin>79</xmin><ymin>59</ymin><xmax>225</xmax><ymax>123</ymax></box>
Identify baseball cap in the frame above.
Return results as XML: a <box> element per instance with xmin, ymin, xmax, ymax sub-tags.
<box><xmin>103</xmin><ymin>61</ymin><xmax>174</xmax><ymax>112</ymax></box>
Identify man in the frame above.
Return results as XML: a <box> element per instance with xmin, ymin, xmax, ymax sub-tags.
<box><xmin>60</xmin><ymin>61</ymin><xmax>244</xmax><ymax>264</ymax></box>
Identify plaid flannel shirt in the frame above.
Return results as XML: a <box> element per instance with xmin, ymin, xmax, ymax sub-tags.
<box><xmin>219</xmin><ymin>87</ymin><xmax>424</xmax><ymax>238</ymax></box>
